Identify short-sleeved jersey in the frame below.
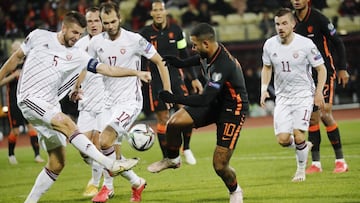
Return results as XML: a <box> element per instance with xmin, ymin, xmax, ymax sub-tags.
<box><xmin>140</xmin><ymin>22</ymin><xmax>187</xmax><ymax>81</ymax></box>
<box><xmin>18</xmin><ymin>29</ymin><xmax>92</xmax><ymax>106</ymax></box>
<box><xmin>204</xmin><ymin>44</ymin><xmax>248</xmax><ymax>117</ymax></box>
<box><xmin>87</xmin><ymin>28</ymin><xmax>157</xmax><ymax>107</ymax></box>
<box><xmin>262</xmin><ymin>34</ymin><xmax>324</xmax><ymax>101</ymax></box>
<box><xmin>75</xmin><ymin>34</ymin><xmax>105</xmax><ymax>113</ymax></box>
<box><xmin>294</xmin><ymin>8</ymin><xmax>347</xmax><ymax>73</ymax></box>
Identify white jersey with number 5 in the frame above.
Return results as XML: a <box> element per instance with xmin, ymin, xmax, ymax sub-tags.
<box><xmin>87</xmin><ymin>28</ymin><xmax>157</xmax><ymax>107</ymax></box>
<box><xmin>262</xmin><ymin>33</ymin><xmax>324</xmax><ymax>103</ymax></box>
<box><xmin>18</xmin><ymin>29</ymin><xmax>92</xmax><ymax>106</ymax></box>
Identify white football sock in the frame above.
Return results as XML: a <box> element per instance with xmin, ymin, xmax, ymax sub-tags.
<box><xmin>24</xmin><ymin>168</ymin><xmax>57</xmax><ymax>203</ymax></box>
<box><xmin>312</xmin><ymin>161</ymin><xmax>322</xmax><ymax>168</ymax></box>
<box><xmin>102</xmin><ymin>147</ymin><xmax>115</xmax><ymax>190</ymax></box>
<box><xmin>232</xmin><ymin>184</ymin><xmax>242</xmax><ymax>193</ymax></box>
<box><xmin>170</xmin><ymin>156</ymin><xmax>181</xmax><ymax>164</ymax></box>
<box><xmin>287</xmin><ymin>135</ymin><xmax>295</xmax><ymax>149</ymax></box>
<box><xmin>335</xmin><ymin>158</ymin><xmax>345</xmax><ymax>163</ymax></box>
<box><xmin>118</xmin><ymin>154</ymin><xmax>140</xmax><ymax>186</ymax></box>
<box><xmin>91</xmin><ymin>161</ymin><xmax>103</xmax><ymax>187</ymax></box>
<box><xmin>70</xmin><ymin>133</ymin><xmax>113</xmax><ymax>169</ymax></box>
<box><xmin>295</xmin><ymin>142</ymin><xmax>309</xmax><ymax>170</ymax></box>
<box><xmin>121</xmin><ymin>170</ymin><xmax>140</xmax><ymax>187</ymax></box>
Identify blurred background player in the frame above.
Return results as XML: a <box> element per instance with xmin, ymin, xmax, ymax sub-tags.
<box><xmin>0</xmin><ymin>40</ymin><xmax>44</xmax><ymax>165</ymax></box>
<box><xmin>291</xmin><ymin>0</ymin><xmax>350</xmax><ymax>174</ymax></box>
<box><xmin>140</xmin><ymin>0</ymin><xmax>203</xmax><ymax>167</ymax></box>
<box><xmin>260</xmin><ymin>8</ymin><xmax>326</xmax><ymax>182</ymax></box>
<box><xmin>79</xmin><ymin>2</ymin><xmax>171</xmax><ymax>202</ymax></box>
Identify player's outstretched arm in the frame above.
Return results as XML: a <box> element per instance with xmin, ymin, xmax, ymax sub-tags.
<box><xmin>0</xmin><ymin>49</ymin><xmax>24</xmax><ymax>86</ymax></box>
<box><xmin>87</xmin><ymin>59</ymin><xmax>151</xmax><ymax>83</ymax></box>
<box><xmin>260</xmin><ymin>64</ymin><xmax>272</xmax><ymax>108</ymax></box>
<box><xmin>151</xmin><ymin>53</ymin><xmax>171</xmax><ymax>92</ymax></box>
<box><xmin>314</xmin><ymin>64</ymin><xmax>327</xmax><ymax>109</ymax></box>
<box><xmin>0</xmin><ymin>69</ymin><xmax>21</xmax><ymax>86</ymax></box>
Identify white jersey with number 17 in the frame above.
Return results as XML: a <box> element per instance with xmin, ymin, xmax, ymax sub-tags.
<box><xmin>87</xmin><ymin>28</ymin><xmax>157</xmax><ymax>107</ymax></box>
<box><xmin>262</xmin><ymin>33</ymin><xmax>324</xmax><ymax>103</ymax></box>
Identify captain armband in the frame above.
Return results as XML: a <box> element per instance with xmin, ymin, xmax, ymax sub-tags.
<box><xmin>87</xmin><ymin>58</ymin><xmax>99</xmax><ymax>73</ymax></box>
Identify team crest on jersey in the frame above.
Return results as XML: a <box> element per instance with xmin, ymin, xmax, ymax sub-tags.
<box><xmin>168</xmin><ymin>32</ymin><xmax>174</xmax><ymax>39</ymax></box>
<box><xmin>120</xmin><ymin>48</ymin><xmax>126</xmax><ymax>54</ymax></box>
<box><xmin>307</xmin><ymin>26</ymin><xmax>313</xmax><ymax>33</ymax></box>
<box><xmin>212</xmin><ymin>72</ymin><xmax>222</xmax><ymax>82</ymax></box>
<box><xmin>66</xmin><ymin>54</ymin><xmax>72</xmax><ymax>60</ymax></box>
<box><xmin>293</xmin><ymin>52</ymin><xmax>299</xmax><ymax>59</ymax></box>
<box><xmin>272</xmin><ymin>53</ymin><xmax>277</xmax><ymax>58</ymax></box>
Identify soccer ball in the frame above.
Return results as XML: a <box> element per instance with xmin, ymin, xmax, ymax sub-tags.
<box><xmin>127</xmin><ymin>123</ymin><xmax>155</xmax><ymax>151</ymax></box>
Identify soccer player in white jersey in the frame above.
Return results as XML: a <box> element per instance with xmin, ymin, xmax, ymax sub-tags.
<box><xmin>74</xmin><ymin>7</ymin><xmax>147</xmax><ymax>201</ymax></box>
<box><xmin>73</xmin><ymin>7</ymin><xmax>107</xmax><ymax>198</ymax></box>
<box><xmin>81</xmin><ymin>2</ymin><xmax>171</xmax><ymax>202</ymax></box>
<box><xmin>260</xmin><ymin>8</ymin><xmax>327</xmax><ymax>182</ymax></box>
<box><xmin>0</xmin><ymin>11</ymin><xmax>152</xmax><ymax>203</ymax></box>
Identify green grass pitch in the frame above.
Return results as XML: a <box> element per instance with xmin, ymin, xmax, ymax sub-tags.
<box><xmin>0</xmin><ymin>120</ymin><xmax>359</xmax><ymax>203</ymax></box>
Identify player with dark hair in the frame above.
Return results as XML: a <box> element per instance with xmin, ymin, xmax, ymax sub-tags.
<box><xmin>0</xmin><ymin>11</ymin><xmax>149</xmax><ymax>203</ymax></box>
<box><xmin>140</xmin><ymin>0</ymin><xmax>203</xmax><ymax>169</ymax></box>
<box><xmin>0</xmin><ymin>40</ymin><xmax>44</xmax><ymax>165</ymax></box>
<box><xmin>149</xmin><ymin>23</ymin><xmax>248</xmax><ymax>203</ymax></box>
<box><xmin>291</xmin><ymin>0</ymin><xmax>350</xmax><ymax>174</ymax></box>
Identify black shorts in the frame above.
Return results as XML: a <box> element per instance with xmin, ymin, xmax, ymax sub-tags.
<box><xmin>8</xmin><ymin>96</ymin><xmax>27</xmax><ymax>128</ymax></box>
<box><xmin>185</xmin><ymin>104</ymin><xmax>247</xmax><ymax>150</ymax></box>
<box><xmin>313</xmin><ymin>70</ymin><xmax>336</xmax><ymax>104</ymax></box>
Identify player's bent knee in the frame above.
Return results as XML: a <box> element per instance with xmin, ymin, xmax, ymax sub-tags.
<box><xmin>167</xmin><ymin>110</ymin><xmax>193</xmax><ymax>127</ymax></box>
<box><xmin>213</xmin><ymin>163</ymin><xmax>227</xmax><ymax>176</ymax></box>
<box><xmin>51</xmin><ymin>113</ymin><xmax>78</xmax><ymax>137</ymax></box>
<box><xmin>277</xmin><ymin>133</ymin><xmax>292</xmax><ymax>147</ymax></box>
<box><xmin>47</xmin><ymin>159</ymin><xmax>65</xmax><ymax>174</ymax></box>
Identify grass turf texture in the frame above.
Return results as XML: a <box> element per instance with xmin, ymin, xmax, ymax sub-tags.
<box><xmin>0</xmin><ymin>120</ymin><xmax>359</xmax><ymax>203</ymax></box>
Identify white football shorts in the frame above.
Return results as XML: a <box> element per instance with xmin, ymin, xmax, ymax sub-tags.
<box><xmin>77</xmin><ymin>110</ymin><xmax>103</xmax><ymax>132</ymax></box>
<box><xmin>18</xmin><ymin>97</ymin><xmax>67</xmax><ymax>151</ymax></box>
<box><xmin>100</xmin><ymin>101</ymin><xmax>142</xmax><ymax>144</ymax></box>
<box><xmin>273</xmin><ymin>96</ymin><xmax>313</xmax><ymax>135</ymax></box>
